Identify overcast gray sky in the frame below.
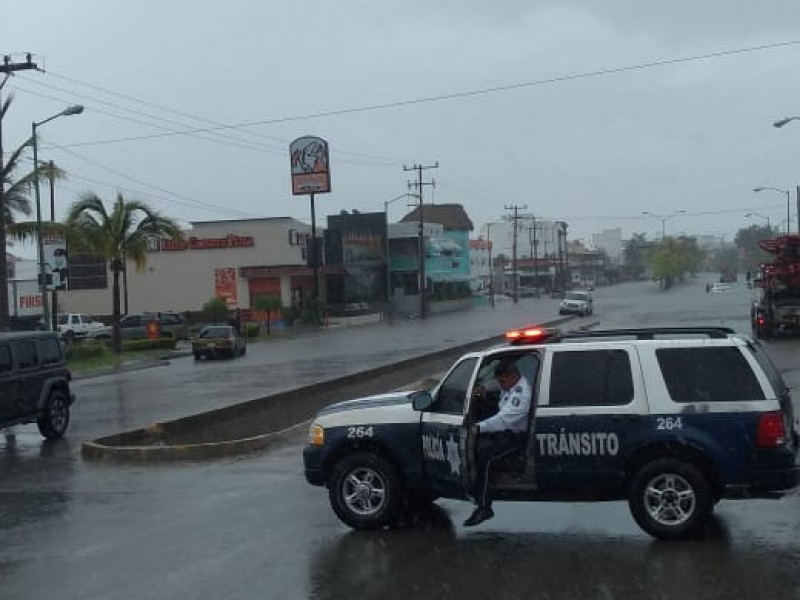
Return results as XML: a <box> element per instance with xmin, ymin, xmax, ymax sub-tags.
<box><xmin>3</xmin><ymin>1</ymin><xmax>800</xmax><ymax>247</ymax></box>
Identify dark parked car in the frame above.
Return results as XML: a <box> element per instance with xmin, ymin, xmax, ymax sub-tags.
<box><xmin>192</xmin><ymin>325</ymin><xmax>246</xmax><ymax>360</ymax></box>
<box><xmin>0</xmin><ymin>331</ymin><xmax>75</xmax><ymax>439</ymax></box>
<box><xmin>119</xmin><ymin>312</ymin><xmax>189</xmax><ymax>340</ymax></box>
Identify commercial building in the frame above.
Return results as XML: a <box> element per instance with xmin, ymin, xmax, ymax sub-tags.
<box><xmin>60</xmin><ymin>217</ymin><xmax>324</xmax><ymax>316</ymax></box>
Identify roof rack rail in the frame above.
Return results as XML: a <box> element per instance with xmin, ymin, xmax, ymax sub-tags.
<box><xmin>556</xmin><ymin>326</ymin><xmax>736</xmax><ymax>341</ymax></box>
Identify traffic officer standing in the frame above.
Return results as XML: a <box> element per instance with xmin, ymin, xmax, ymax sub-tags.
<box><xmin>464</xmin><ymin>359</ymin><xmax>533</xmax><ymax>527</ymax></box>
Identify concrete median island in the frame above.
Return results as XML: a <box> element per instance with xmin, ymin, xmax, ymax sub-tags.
<box><xmin>81</xmin><ymin>317</ymin><xmax>579</xmax><ymax>462</ymax></box>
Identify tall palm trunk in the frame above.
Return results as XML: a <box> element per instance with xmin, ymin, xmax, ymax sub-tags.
<box><xmin>111</xmin><ymin>259</ymin><xmax>122</xmax><ymax>353</ymax></box>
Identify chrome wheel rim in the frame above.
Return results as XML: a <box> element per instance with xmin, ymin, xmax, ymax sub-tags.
<box><xmin>644</xmin><ymin>473</ymin><xmax>695</xmax><ymax>526</ymax></box>
<box><xmin>50</xmin><ymin>397</ymin><xmax>68</xmax><ymax>433</ymax></box>
<box><xmin>342</xmin><ymin>467</ymin><xmax>386</xmax><ymax>516</ymax></box>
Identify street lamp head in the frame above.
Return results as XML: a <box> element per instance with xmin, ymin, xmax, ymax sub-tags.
<box><xmin>62</xmin><ymin>104</ymin><xmax>84</xmax><ymax>116</ymax></box>
<box><xmin>753</xmin><ymin>187</ymin><xmax>766</xmax><ymax>192</ymax></box>
<box><xmin>773</xmin><ymin>117</ymin><xmax>796</xmax><ymax>128</ymax></box>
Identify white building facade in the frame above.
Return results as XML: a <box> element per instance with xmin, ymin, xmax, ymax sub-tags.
<box><xmin>591</xmin><ymin>228</ymin><xmax>623</xmax><ymax>265</ymax></box>
<box><xmin>59</xmin><ymin>218</ymin><xmax>319</xmax><ymax>316</ymax></box>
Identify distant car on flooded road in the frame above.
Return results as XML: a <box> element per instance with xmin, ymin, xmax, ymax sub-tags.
<box><xmin>192</xmin><ymin>325</ymin><xmax>246</xmax><ymax>360</ymax></box>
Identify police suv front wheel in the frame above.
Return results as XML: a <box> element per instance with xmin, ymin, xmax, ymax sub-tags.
<box><xmin>328</xmin><ymin>452</ymin><xmax>403</xmax><ymax>530</ymax></box>
<box><xmin>628</xmin><ymin>458</ymin><xmax>713</xmax><ymax>540</ymax></box>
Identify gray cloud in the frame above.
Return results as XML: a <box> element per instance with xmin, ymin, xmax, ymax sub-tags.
<box><xmin>2</xmin><ymin>1</ymin><xmax>799</xmax><ymax>245</ymax></box>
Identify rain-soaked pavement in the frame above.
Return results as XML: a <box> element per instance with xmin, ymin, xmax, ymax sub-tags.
<box><xmin>0</xmin><ymin>278</ymin><xmax>798</xmax><ymax>600</ymax></box>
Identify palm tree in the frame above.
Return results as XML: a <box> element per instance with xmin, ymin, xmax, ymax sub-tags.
<box><xmin>1</xmin><ymin>93</ymin><xmax>66</xmax><ymax>328</ymax></box>
<box><xmin>66</xmin><ymin>192</ymin><xmax>184</xmax><ymax>353</ymax></box>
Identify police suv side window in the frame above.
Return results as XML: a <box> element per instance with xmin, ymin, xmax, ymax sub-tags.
<box><xmin>435</xmin><ymin>357</ymin><xmax>478</xmax><ymax>415</ymax></box>
<box><xmin>656</xmin><ymin>347</ymin><xmax>765</xmax><ymax>403</ymax></box>
<box><xmin>549</xmin><ymin>350</ymin><xmax>634</xmax><ymax>407</ymax></box>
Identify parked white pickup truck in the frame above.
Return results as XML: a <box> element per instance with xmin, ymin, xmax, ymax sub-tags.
<box><xmin>56</xmin><ymin>313</ymin><xmax>111</xmax><ymax>340</ymax></box>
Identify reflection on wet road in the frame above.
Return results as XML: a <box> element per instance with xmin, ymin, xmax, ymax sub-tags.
<box><xmin>0</xmin><ymin>279</ymin><xmax>797</xmax><ymax>600</ymax></box>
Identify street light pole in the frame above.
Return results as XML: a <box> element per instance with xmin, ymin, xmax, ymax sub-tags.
<box><xmin>771</xmin><ymin>118</ymin><xmax>800</xmax><ymax>232</ymax></box>
<box><xmin>753</xmin><ymin>187</ymin><xmax>791</xmax><ymax>235</ymax></box>
<box><xmin>746</xmin><ymin>212</ymin><xmax>771</xmax><ymax>229</ymax></box>
<box><xmin>32</xmin><ymin>105</ymin><xmax>84</xmax><ymax>330</ymax></box>
<box><xmin>642</xmin><ymin>210</ymin><xmax>686</xmax><ymax>240</ymax></box>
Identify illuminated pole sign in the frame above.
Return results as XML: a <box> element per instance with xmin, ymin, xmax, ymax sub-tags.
<box><xmin>290</xmin><ymin>136</ymin><xmax>331</xmax><ymax>311</ymax></box>
<box><xmin>42</xmin><ymin>234</ymin><xmax>68</xmax><ymax>290</ymax></box>
<box><xmin>290</xmin><ymin>136</ymin><xmax>331</xmax><ymax>195</ymax></box>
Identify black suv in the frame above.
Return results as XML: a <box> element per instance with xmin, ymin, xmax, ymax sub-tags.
<box><xmin>0</xmin><ymin>331</ymin><xmax>75</xmax><ymax>439</ymax></box>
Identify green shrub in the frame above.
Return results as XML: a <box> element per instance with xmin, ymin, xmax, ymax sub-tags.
<box><xmin>245</xmin><ymin>322</ymin><xmax>260</xmax><ymax>338</ymax></box>
<box><xmin>122</xmin><ymin>338</ymin><xmax>176</xmax><ymax>352</ymax></box>
<box><xmin>65</xmin><ymin>339</ymin><xmax>108</xmax><ymax>361</ymax></box>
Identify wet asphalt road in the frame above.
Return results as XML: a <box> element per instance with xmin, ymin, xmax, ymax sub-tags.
<box><xmin>48</xmin><ymin>295</ymin><xmax>568</xmax><ymax>444</ymax></box>
<box><xmin>0</xmin><ymin>278</ymin><xmax>798</xmax><ymax>600</ymax></box>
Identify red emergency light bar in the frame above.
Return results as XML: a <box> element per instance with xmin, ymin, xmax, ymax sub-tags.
<box><xmin>504</xmin><ymin>326</ymin><xmax>559</xmax><ymax>344</ymax></box>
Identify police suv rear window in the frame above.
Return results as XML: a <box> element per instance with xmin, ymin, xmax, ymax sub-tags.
<box><xmin>748</xmin><ymin>342</ymin><xmax>789</xmax><ymax>397</ymax></box>
<box><xmin>0</xmin><ymin>346</ymin><xmax>10</xmax><ymax>373</ymax></box>
<box><xmin>656</xmin><ymin>347</ymin><xmax>765</xmax><ymax>403</ymax></box>
<box><xmin>549</xmin><ymin>350</ymin><xmax>633</xmax><ymax>407</ymax></box>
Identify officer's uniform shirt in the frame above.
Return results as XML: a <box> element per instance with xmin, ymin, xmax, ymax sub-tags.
<box><xmin>477</xmin><ymin>376</ymin><xmax>532</xmax><ymax>433</ymax></box>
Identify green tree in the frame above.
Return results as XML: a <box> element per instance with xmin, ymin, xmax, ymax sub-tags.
<box><xmin>622</xmin><ymin>233</ymin><xmax>649</xmax><ymax>280</ymax></box>
<box><xmin>64</xmin><ymin>192</ymin><xmax>184</xmax><ymax>353</ymax></box>
<box><xmin>709</xmin><ymin>246</ymin><xmax>739</xmax><ymax>277</ymax></box>
<box><xmin>253</xmin><ymin>294</ymin><xmax>282</xmax><ymax>335</ymax></box>
<box><xmin>649</xmin><ymin>236</ymin><xmax>705</xmax><ymax>289</ymax></box>
<box><xmin>735</xmin><ymin>224</ymin><xmax>777</xmax><ymax>273</ymax></box>
<box><xmin>202</xmin><ymin>297</ymin><xmax>229</xmax><ymax>325</ymax></box>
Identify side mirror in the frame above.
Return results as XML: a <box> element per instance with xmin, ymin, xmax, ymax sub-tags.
<box><xmin>410</xmin><ymin>390</ymin><xmax>434</xmax><ymax>412</ymax></box>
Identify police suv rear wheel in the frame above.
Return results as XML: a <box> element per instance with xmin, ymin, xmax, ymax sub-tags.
<box><xmin>329</xmin><ymin>452</ymin><xmax>403</xmax><ymax>530</ymax></box>
<box><xmin>628</xmin><ymin>458</ymin><xmax>712</xmax><ymax>540</ymax></box>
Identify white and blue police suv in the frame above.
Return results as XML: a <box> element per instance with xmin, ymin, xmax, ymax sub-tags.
<box><xmin>303</xmin><ymin>327</ymin><xmax>799</xmax><ymax>540</ymax></box>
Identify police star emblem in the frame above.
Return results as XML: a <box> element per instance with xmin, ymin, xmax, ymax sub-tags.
<box><xmin>445</xmin><ymin>435</ymin><xmax>461</xmax><ymax>475</ymax></box>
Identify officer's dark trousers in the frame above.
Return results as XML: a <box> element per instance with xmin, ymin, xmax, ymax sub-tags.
<box><xmin>474</xmin><ymin>432</ymin><xmax>524</xmax><ymax>509</ymax></box>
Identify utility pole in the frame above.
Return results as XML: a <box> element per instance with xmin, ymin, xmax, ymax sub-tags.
<box><xmin>504</xmin><ymin>204</ymin><xmax>527</xmax><ymax>303</ymax></box>
<box><xmin>404</xmin><ymin>162</ymin><xmax>438</xmax><ymax>319</ymax></box>
<box><xmin>526</xmin><ymin>217</ymin><xmax>539</xmax><ymax>294</ymax></box>
<box><xmin>0</xmin><ymin>54</ymin><xmax>38</xmax><ymax>331</ymax></box>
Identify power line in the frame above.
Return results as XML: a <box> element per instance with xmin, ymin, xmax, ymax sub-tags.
<box><xmin>45</xmin><ymin>70</ymin><xmax>405</xmax><ymax>164</ymax></box>
<box><xmin>12</xmin><ymin>82</ymin><xmax>295</xmax><ymax>156</ymax></box>
<box><xmin>12</xmin><ymin>81</ymin><xmax>401</xmax><ymax>167</ymax></box>
<box><xmin>20</xmin><ymin>155</ymin><xmax>256</xmax><ymax>219</ymax></box>
<box><xmin>48</xmin><ymin>148</ymin><xmax>263</xmax><ymax>219</ymax></box>
<box><xmin>41</xmin><ymin>39</ymin><xmax>800</xmax><ymax>150</ymax></box>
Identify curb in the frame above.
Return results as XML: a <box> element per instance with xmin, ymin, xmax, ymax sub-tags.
<box><xmin>81</xmin><ymin>316</ymin><xmax>575</xmax><ymax>461</ymax></box>
<box><xmin>72</xmin><ymin>359</ymin><xmax>170</xmax><ymax>381</ymax></box>
<box><xmin>81</xmin><ymin>420</ymin><xmax>311</xmax><ymax>462</ymax></box>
